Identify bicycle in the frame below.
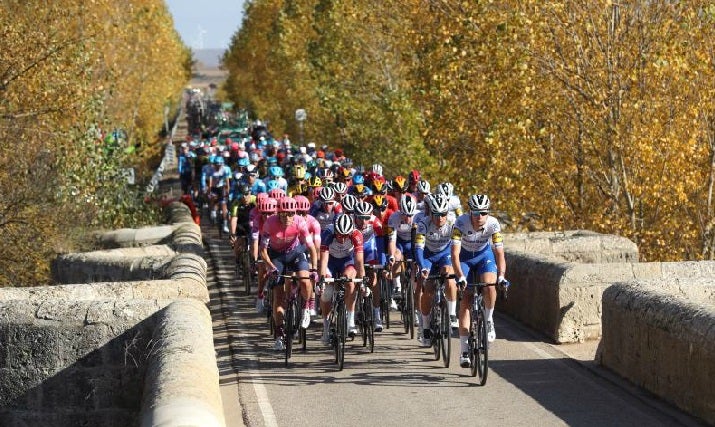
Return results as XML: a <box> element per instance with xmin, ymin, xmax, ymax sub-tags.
<box><xmin>355</xmin><ymin>281</ymin><xmax>374</xmax><ymax>353</ymax></box>
<box><xmin>275</xmin><ymin>274</ymin><xmax>310</xmax><ymax>366</ymax></box>
<box><xmin>396</xmin><ymin>258</ymin><xmax>416</xmax><ymax>339</ymax></box>
<box><xmin>233</xmin><ymin>234</ymin><xmax>253</xmax><ymax>295</ymax></box>
<box><xmin>460</xmin><ymin>278</ymin><xmax>508</xmax><ymax>384</ymax></box>
<box><xmin>365</xmin><ymin>263</ymin><xmax>390</xmax><ymax>329</ymax></box>
<box><xmin>425</xmin><ymin>273</ymin><xmax>455</xmax><ymax>368</ymax></box>
<box><xmin>321</xmin><ymin>276</ymin><xmax>363</xmax><ymax>371</ymax></box>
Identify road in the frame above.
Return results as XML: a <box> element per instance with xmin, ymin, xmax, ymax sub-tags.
<box><xmin>201</xmin><ymin>226</ymin><xmax>704</xmax><ymax>427</ymax></box>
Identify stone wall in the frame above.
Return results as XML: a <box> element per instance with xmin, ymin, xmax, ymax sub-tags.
<box><xmin>600</xmin><ymin>280</ymin><xmax>715</xmax><ymax>424</ymax></box>
<box><xmin>0</xmin><ymin>202</ymin><xmax>224</xmax><ymax>427</ymax></box>
<box><xmin>504</xmin><ymin>230</ymin><xmax>639</xmax><ymax>263</ymax></box>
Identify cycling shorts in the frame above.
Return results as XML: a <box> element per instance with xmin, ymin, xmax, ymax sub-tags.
<box><xmin>268</xmin><ymin>244</ymin><xmax>310</xmax><ymax>281</ymax></box>
<box><xmin>327</xmin><ymin>255</ymin><xmax>355</xmax><ymax>278</ymax></box>
<box><xmin>422</xmin><ymin>246</ymin><xmax>452</xmax><ymax>276</ymax></box>
<box><xmin>459</xmin><ymin>245</ymin><xmax>497</xmax><ymax>281</ymax></box>
<box><xmin>396</xmin><ymin>239</ymin><xmax>412</xmax><ymax>259</ymax></box>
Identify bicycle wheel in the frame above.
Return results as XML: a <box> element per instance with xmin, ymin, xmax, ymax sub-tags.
<box><xmin>440</xmin><ymin>300</ymin><xmax>451</xmax><ymax>368</ymax></box>
<box><xmin>432</xmin><ymin>307</ymin><xmax>441</xmax><ymax>361</ymax></box>
<box><xmin>299</xmin><ymin>294</ymin><xmax>307</xmax><ymax>353</ymax></box>
<box><xmin>242</xmin><ymin>251</ymin><xmax>252</xmax><ymax>294</ymax></box>
<box><xmin>405</xmin><ymin>276</ymin><xmax>415</xmax><ymax>339</ymax></box>
<box><xmin>337</xmin><ymin>304</ymin><xmax>347</xmax><ymax>371</ymax></box>
<box><xmin>284</xmin><ymin>301</ymin><xmax>294</xmax><ymax>367</ymax></box>
<box><xmin>360</xmin><ymin>297</ymin><xmax>368</xmax><ymax>348</ymax></box>
<box><xmin>366</xmin><ymin>298</ymin><xmax>375</xmax><ymax>353</ymax></box>
<box><xmin>378</xmin><ymin>276</ymin><xmax>389</xmax><ymax>329</ymax></box>
<box><xmin>475</xmin><ymin>305</ymin><xmax>489</xmax><ymax>385</ymax></box>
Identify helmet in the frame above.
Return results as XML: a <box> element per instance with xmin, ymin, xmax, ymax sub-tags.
<box><xmin>468</xmin><ymin>194</ymin><xmax>490</xmax><ymax>211</ymax></box>
<box><xmin>294</xmin><ymin>195</ymin><xmax>311</xmax><ymax>212</ymax></box>
<box><xmin>399</xmin><ymin>194</ymin><xmax>418</xmax><ymax>216</ymax></box>
<box><xmin>319</xmin><ymin>186</ymin><xmax>335</xmax><ymax>202</ymax></box>
<box><xmin>429</xmin><ymin>193</ymin><xmax>449</xmax><ymax>215</ymax></box>
<box><xmin>417</xmin><ymin>179</ymin><xmax>431</xmax><ymax>195</ymax></box>
<box><xmin>266</xmin><ymin>180</ymin><xmax>282</xmax><ymax>192</ymax></box>
<box><xmin>239</xmin><ymin>184</ymin><xmax>251</xmax><ymax>196</ymax></box>
<box><xmin>338</xmin><ymin>166</ymin><xmax>352</xmax><ymax>179</ymax></box>
<box><xmin>322</xmin><ymin>168</ymin><xmax>335</xmax><ymax>181</ymax></box>
<box><xmin>246</xmin><ymin>164</ymin><xmax>258</xmax><ymax>175</ymax></box>
<box><xmin>371</xmin><ymin>164</ymin><xmax>383</xmax><ymax>176</ymax></box>
<box><xmin>238</xmin><ymin>157</ymin><xmax>250</xmax><ymax>167</ymax></box>
<box><xmin>293</xmin><ymin>165</ymin><xmax>306</xmax><ymax>179</ymax></box>
<box><xmin>212</xmin><ymin>156</ymin><xmax>224</xmax><ymax>165</ymax></box>
<box><xmin>437</xmin><ymin>182</ymin><xmax>454</xmax><ymax>197</ymax></box>
<box><xmin>278</xmin><ymin>196</ymin><xmax>297</xmax><ymax>213</ymax></box>
<box><xmin>269</xmin><ymin>166</ymin><xmax>284</xmax><ymax>177</ymax></box>
<box><xmin>372</xmin><ymin>176</ymin><xmax>387</xmax><ymax>194</ymax></box>
<box><xmin>392</xmin><ymin>175</ymin><xmax>408</xmax><ymax>192</ymax></box>
<box><xmin>351</xmin><ymin>184</ymin><xmax>367</xmax><ymax>197</ymax></box>
<box><xmin>258</xmin><ymin>197</ymin><xmax>277</xmax><ymax>214</ymax></box>
<box><xmin>334</xmin><ymin>214</ymin><xmax>355</xmax><ymax>235</ymax></box>
<box><xmin>307</xmin><ymin>176</ymin><xmax>323</xmax><ymax>187</ymax></box>
<box><xmin>354</xmin><ymin>200</ymin><xmax>373</xmax><ymax>218</ymax></box>
<box><xmin>268</xmin><ymin>188</ymin><xmax>286</xmax><ymax>199</ymax></box>
<box><xmin>353</xmin><ymin>174</ymin><xmax>365</xmax><ymax>185</ymax></box>
<box><xmin>332</xmin><ymin>182</ymin><xmax>347</xmax><ymax>195</ymax></box>
<box><xmin>256</xmin><ymin>192</ymin><xmax>268</xmax><ymax>201</ymax></box>
<box><xmin>409</xmin><ymin>169</ymin><xmax>421</xmax><ymax>184</ymax></box>
<box><xmin>341</xmin><ymin>194</ymin><xmax>358</xmax><ymax>213</ymax></box>
<box><xmin>372</xmin><ymin>195</ymin><xmax>388</xmax><ymax>210</ymax></box>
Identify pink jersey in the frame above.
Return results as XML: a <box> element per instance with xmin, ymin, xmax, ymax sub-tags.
<box><xmin>251</xmin><ymin>210</ymin><xmax>269</xmax><ymax>240</ymax></box>
<box><xmin>260</xmin><ymin>215</ymin><xmax>314</xmax><ymax>252</ymax></box>
<box><xmin>304</xmin><ymin>214</ymin><xmax>322</xmax><ymax>248</ymax></box>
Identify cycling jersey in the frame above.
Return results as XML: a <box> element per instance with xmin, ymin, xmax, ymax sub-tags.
<box><xmin>356</xmin><ymin>214</ymin><xmax>386</xmax><ymax>264</ymax></box>
<box><xmin>321</xmin><ymin>226</ymin><xmax>364</xmax><ymax>259</ymax></box>
<box><xmin>386</xmin><ymin>211</ymin><xmax>415</xmax><ymax>242</ymax></box>
<box><xmin>414</xmin><ymin>216</ymin><xmax>453</xmax><ymax>272</ymax></box>
<box><xmin>230</xmin><ymin>196</ymin><xmax>256</xmax><ymax>236</ymax></box>
<box><xmin>260</xmin><ymin>215</ymin><xmax>314</xmax><ymax>252</ymax></box>
<box><xmin>302</xmin><ymin>213</ymin><xmax>322</xmax><ymax>248</ymax></box>
<box><xmin>451</xmin><ymin>214</ymin><xmax>503</xmax><ymax>253</ymax></box>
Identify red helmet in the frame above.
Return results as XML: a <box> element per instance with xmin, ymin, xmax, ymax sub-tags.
<box><xmin>294</xmin><ymin>195</ymin><xmax>311</xmax><ymax>212</ymax></box>
<box><xmin>278</xmin><ymin>197</ymin><xmax>297</xmax><ymax>213</ymax></box>
<box><xmin>409</xmin><ymin>169</ymin><xmax>421</xmax><ymax>184</ymax></box>
<box><xmin>258</xmin><ymin>197</ymin><xmax>277</xmax><ymax>214</ymax></box>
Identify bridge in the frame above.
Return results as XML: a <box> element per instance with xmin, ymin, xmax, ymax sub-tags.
<box><xmin>0</xmin><ymin>109</ymin><xmax>712</xmax><ymax>427</ymax></box>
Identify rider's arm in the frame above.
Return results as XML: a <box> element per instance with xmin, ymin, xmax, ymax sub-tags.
<box><xmin>319</xmin><ymin>247</ymin><xmax>330</xmax><ymax>277</ymax></box>
<box><xmin>450</xmin><ymin>225</ymin><xmax>464</xmax><ymax>279</ymax></box>
<box><xmin>354</xmin><ymin>250</ymin><xmax>365</xmax><ymax>279</ymax></box>
<box><xmin>492</xmin><ymin>232</ymin><xmax>506</xmax><ymax>279</ymax></box>
<box><xmin>414</xmin><ymin>226</ymin><xmax>427</xmax><ymax>272</ymax></box>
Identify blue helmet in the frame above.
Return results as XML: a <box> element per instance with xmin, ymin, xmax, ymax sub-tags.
<box><xmin>269</xmin><ymin>166</ymin><xmax>284</xmax><ymax>177</ymax></box>
<box><xmin>353</xmin><ymin>174</ymin><xmax>365</xmax><ymax>185</ymax></box>
<box><xmin>238</xmin><ymin>157</ymin><xmax>250</xmax><ymax>167</ymax></box>
<box><xmin>212</xmin><ymin>156</ymin><xmax>224</xmax><ymax>165</ymax></box>
<box><xmin>266</xmin><ymin>179</ymin><xmax>281</xmax><ymax>191</ymax></box>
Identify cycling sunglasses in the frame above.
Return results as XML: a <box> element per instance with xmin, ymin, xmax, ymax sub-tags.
<box><xmin>471</xmin><ymin>211</ymin><xmax>489</xmax><ymax>217</ymax></box>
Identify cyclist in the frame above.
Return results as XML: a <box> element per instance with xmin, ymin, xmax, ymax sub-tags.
<box><xmin>414</xmin><ymin>179</ymin><xmax>431</xmax><ymax>212</ymax></box>
<box><xmin>353</xmin><ymin>201</ymin><xmax>388</xmax><ymax>332</ymax></box>
<box><xmin>407</xmin><ymin>169</ymin><xmax>421</xmax><ymax>194</ymax></box>
<box><xmin>208</xmin><ymin>156</ymin><xmax>232</xmax><ymax>233</ymax></box>
<box><xmin>296</xmin><ymin>195</ymin><xmax>321</xmax><ymax>316</ymax></box>
<box><xmin>332</xmin><ymin>181</ymin><xmax>348</xmax><ymax>204</ymax></box>
<box><xmin>260</xmin><ymin>197</ymin><xmax>319</xmax><ymax>351</ymax></box>
<box><xmin>305</xmin><ymin>176</ymin><xmax>323</xmax><ymax>203</ymax></box>
<box><xmin>309</xmin><ymin>186</ymin><xmax>342</xmax><ymax>230</ymax></box>
<box><xmin>414</xmin><ymin>193</ymin><xmax>458</xmax><ymax>347</ymax></box>
<box><xmin>318</xmin><ymin>214</ymin><xmax>365</xmax><ymax>343</ymax></box>
<box><xmin>386</xmin><ymin>194</ymin><xmax>418</xmax><ymax>298</ymax></box>
<box><xmin>287</xmin><ymin>164</ymin><xmax>308</xmax><ymax>196</ymax></box>
<box><xmin>253</xmin><ymin>196</ymin><xmax>277</xmax><ymax>313</ymax></box>
<box><xmin>436</xmin><ymin>182</ymin><xmax>463</xmax><ymax>224</ymax></box>
<box><xmin>229</xmin><ymin>184</ymin><xmax>256</xmax><ymax>263</ymax></box>
<box><xmin>178</xmin><ymin>143</ymin><xmax>195</xmax><ymax>195</ymax></box>
<box><xmin>242</xmin><ymin>164</ymin><xmax>267</xmax><ymax>195</ymax></box>
<box><xmin>452</xmin><ymin>194</ymin><xmax>508</xmax><ymax>367</ymax></box>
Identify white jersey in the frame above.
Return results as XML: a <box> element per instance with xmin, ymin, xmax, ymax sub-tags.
<box><xmin>386</xmin><ymin>211</ymin><xmax>414</xmax><ymax>242</ymax></box>
<box><xmin>446</xmin><ymin>195</ymin><xmax>462</xmax><ymax>224</ymax></box>
<box><xmin>415</xmin><ymin>217</ymin><xmax>453</xmax><ymax>253</ymax></box>
<box><xmin>451</xmin><ymin>214</ymin><xmax>503</xmax><ymax>253</ymax></box>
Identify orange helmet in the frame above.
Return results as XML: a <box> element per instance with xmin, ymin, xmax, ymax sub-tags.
<box><xmin>372</xmin><ymin>176</ymin><xmax>387</xmax><ymax>194</ymax></box>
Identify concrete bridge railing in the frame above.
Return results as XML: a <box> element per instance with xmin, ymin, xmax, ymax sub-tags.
<box><xmin>0</xmin><ymin>202</ymin><xmax>225</xmax><ymax>427</ymax></box>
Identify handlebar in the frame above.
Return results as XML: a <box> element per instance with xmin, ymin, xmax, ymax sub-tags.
<box><xmin>425</xmin><ymin>273</ymin><xmax>457</xmax><ymax>281</ymax></box>
<box><xmin>364</xmin><ymin>264</ymin><xmax>385</xmax><ymax>270</ymax></box>
<box><xmin>321</xmin><ymin>277</ymin><xmax>363</xmax><ymax>284</ymax></box>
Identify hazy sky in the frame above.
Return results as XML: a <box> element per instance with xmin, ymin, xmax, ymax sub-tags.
<box><xmin>165</xmin><ymin>0</ymin><xmax>246</xmax><ymax>50</ymax></box>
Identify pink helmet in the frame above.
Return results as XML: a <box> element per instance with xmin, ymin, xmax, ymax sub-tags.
<box><xmin>278</xmin><ymin>197</ymin><xmax>297</xmax><ymax>213</ymax></box>
<box><xmin>258</xmin><ymin>197</ymin><xmax>277</xmax><ymax>214</ymax></box>
<box><xmin>268</xmin><ymin>188</ymin><xmax>286</xmax><ymax>199</ymax></box>
<box><xmin>294</xmin><ymin>195</ymin><xmax>311</xmax><ymax>212</ymax></box>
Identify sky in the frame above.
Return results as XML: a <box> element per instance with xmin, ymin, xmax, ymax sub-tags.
<box><xmin>165</xmin><ymin>0</ymin><xmax>246</xmax><ymax>50</ymax></box>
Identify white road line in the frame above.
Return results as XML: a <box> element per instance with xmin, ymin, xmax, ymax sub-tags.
<box><xmin>250</xmin><ymin>369</ymin><xmax>278</xmax><ymax>427</ymax></box>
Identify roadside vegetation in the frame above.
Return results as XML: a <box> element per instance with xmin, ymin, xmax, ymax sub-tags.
<box><xmin>223</xmin><ymin>1</ymin><xmax>715</xmax><ymax>262</ymax></box>
<box><xmin>0</xmin><ymin>0</ymin><xmax>190</xmax><ymax>286</ymax></box>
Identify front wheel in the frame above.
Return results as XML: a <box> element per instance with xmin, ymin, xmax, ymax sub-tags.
<box><xmin>475</xmin><ymin>307</ymin><xmax>488</xmax><ymax>385</ymax></box>
<box><xmin>336</xmin><ymin>305</ymin><xmax>346</xmax><ymax>371</ymax></box>
<box><xmin>432</xmin><ymin>307</ymin><xmax>441</xmax><ymax>361</ymax></box>
<box><xmin>440</xmin><ymin>301</ymin><xmax>451</xmax><ymax>368</ymax></box>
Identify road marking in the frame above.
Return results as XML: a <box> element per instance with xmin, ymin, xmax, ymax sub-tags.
<box><xmin>523</xmin><ymin>341</ymin><xmax>556</xmax><ymax>359</ymax></box>
<box><xmin>250</xmin><ymin>368</ymin><xmax>278</xmax><ymax>427</ymax></box>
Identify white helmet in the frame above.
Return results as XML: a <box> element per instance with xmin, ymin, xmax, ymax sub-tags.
<box><xmin>468</xmin><ymin>194</ymin><xmax>490</xmax><ymax>211</ymax></box>
<box><xmin>332</xmin><ymin>182</ymin><xmax>348</xmax><ymax>195</ymax></box>
<box><xmin>436</xmin><ymin>182</ymin><xmax>454</xmax><ymax>197</ymax></box>
<box><xmin>372</xmin><ymin>163</ymin><xmax>383</xmax><ymax>176</ymax></box>
<box><xmin>319</xmin><ymin>186</ymin><xmax>335</xmax><ymax>202</ymax></box>
<box><xmin>417</xmin><ymin>180</ymin><xmax>431</xmax><ymax>195</ymax></box>
<box><xmin>429</xmin><ymin>193</ymin><xmax>449</xmax><ymax>215</ymax></box>
<box><xmin>334</xmin><ymin>214</ymin><xmax>355</xmax><ymax>235</ymax></box>
<box><xmin>399</xmin><ymin>194</ymin><xmax>418</xmax><ymax>216</ymax></box>
<box><xmin>341</xmin><ymin>194</ymin><xmax>358</xmax><ymax>213</ymax></box>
